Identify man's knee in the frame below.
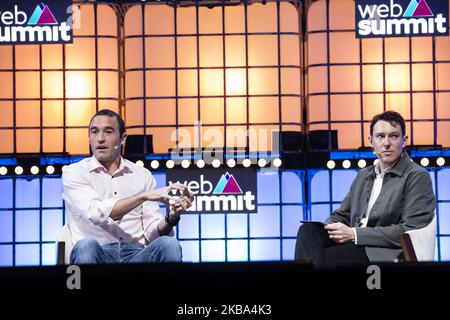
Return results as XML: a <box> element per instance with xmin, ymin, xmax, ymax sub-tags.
<box><xmin>150</xmin><ymin>236</ymin><xmax>182</xmax><ymax>262</ymax></box>
<box><xmin>70</xmin><ymin>238</ymin><xmax>102</xmax><ymax>264</ymax></box>
<box><xmin>153</xmin><ymin>236</ymin><xmax>180</xmax><ymax>251</ymax></box>
<box><xmin>297</xmin><ymin>223</ymin><xmax>324</xmax><ymax>239</ymax></box>
<box><xmin>73</xmin><ymin>238</ymin><xmax>101</xmax><ymax>252</ymax></box>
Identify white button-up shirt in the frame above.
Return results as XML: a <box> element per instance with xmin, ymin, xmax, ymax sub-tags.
<box><xmin>353</xmin><ymin>165</ymin><xmax>386</xmax><ymax>244</ymax></box>
<box><xmin>62</xmin><ymin>156</ymin><xmax>171</xmax><ymax>246</ymax></box>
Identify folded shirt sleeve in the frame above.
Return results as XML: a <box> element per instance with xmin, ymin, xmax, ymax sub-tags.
<box><xmin>62</xmin><ymin>165</ymin><xmax>118</xmax><ymax>225</ymax></box>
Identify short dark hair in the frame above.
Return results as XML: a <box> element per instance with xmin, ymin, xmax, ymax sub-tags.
<box><xmin>89</xmin><ymin>109</ymin><xmax>125</xmax><ymax>137</ymax></box>
<box><xmin>370</xmin><ymin>111</ymin><xmax>405</xmax><ymax>137</ymax></box>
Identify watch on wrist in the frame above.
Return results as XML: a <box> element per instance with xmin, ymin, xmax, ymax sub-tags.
<box><xmin>165</xmin><ymin>213</ymin><xmax>180</xmax><ymax>227</ymax></box>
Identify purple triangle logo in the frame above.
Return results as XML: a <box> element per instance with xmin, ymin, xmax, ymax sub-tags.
<box><xmin>222</xmin><ymin>175</ymin><xmax>243</xmax><ymax>194</ymax></box>
<box><xmin>412</xmin><ymin>0</ymin><xmax>434</xmax><ymax>17</ymax></box>
<box><xmin>37</xmin><ymin>5</ymin><xmax>58</xmax><ymax>25</ymax></box>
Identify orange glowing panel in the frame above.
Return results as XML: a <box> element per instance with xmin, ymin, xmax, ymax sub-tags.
<box><xmin>412</xmin><ymin>93</ymin><xmax>434</xmax><ymax>119</ymax></box>
<box><xmin>281</xmin><ymin>97</ymin><xmax>302</xmax><ymax>126</ymax></box>
<box><xmin>329</xmin><ymin>0</ymin><xmax>355</xmax><ymax>29</ymax></box>
<box><xmin>248</xmin><ymin>68</ymin><xmax>278</xmax><ymax>95</ymax></box>
<box><xmin>225</xmin><ymin>69</ymin><xmax>246</xmax><ymax>96</ymax></box>
<box><xmin>362</xmin><ymin>38</ymin><xmax>383</xmax><ymax>63</ymax></box>
<box><xmin>225</xmin><ymin>37</ymin><xmax>246</xmax><ymax>67</ymax></box>
<box><xmin>412</xmin><ymin>64</ymin><xmax>434</xmax><ymax>91</ymax></box>
<box><xmin>16</xmin><ymin>101</ymin><xmax>40</xmax><ymax>127</ymax></box>
<box><xmin>0</xmin><ymin>47</ymin><xmax>12</xmax><ymax>69</ymax></box>
<box><xmin>363</xmin><ymin>65</ymin><xmax>383</xmax><ymax>92</ymax></box>
<box><xmin>0</xmin><ymin>102</ymin><xmax>13</xmax><ymax>128</ymax></box>
<box><xmin>200</xmin><ymin>69</ymin><xmax>224</xmax><ymax>97</ymax></box>
<box><xmin>201</xmin><ymin>126</ymin><xmax>224</xmax><ymax>149</ymax></box>
<box><xmin>438</xmin><ymin>123</ymin><xmax>450</xmax><ymax>147</ymax></box>
<box><xmin>17</xmin><ymin>129</ymin><xmax>40</xmax><ymax>153</ymax></box>
<box><xmin>385</xmin><ymin>64</ymin><xmax>410</xmax><ymax>92</ymax></box>
<box><xmin>67</xmin><ymin>128</ymin><xmax>90</xmax><ymax>155</ymax></box>
<box><xmin>42</xmin><ymin>72</ymin><xmax>63</xmax><ymax>99</ymax></box>
<box><xmin>146</xmin><ymin>37</ymin><xmax>175</xmax><ymax>68</ymax></box>
<box><xmin>43</xmin><ymin>129</ymin><xmax>64</xmax><ymax>153</ymax></box>
<box><xmin>16</xmin><ymin>72</ymin><xmax>40</xmax><ymax>99</ymax></box>
<box><xmin>200</xmin><ymin>98</ymin><xmax>225</xmax><ymax>125</ymax></box>
<box><xmin>199</xmin><ymin>37</ymin><xmax>223</xmax><ymax>67</ymax></box>
<box><xmin>178</xmin><ymin>99</ymin><xmax>199</xmax><ymax>125</ymax></box>
<box><xmin>363</xmin><ymin>94</ymin><xmax>384</xmax><ymax>120</ymax></box>
<box><xmin>147</xmin><ymin>70</ymin><xmax>175</xmax><ymax>97</ymax></box>
<box><xmin>331</xmin><ymin>95</ymin><xmax>360</xmax><ymax>121</ymax></box>
<box><xmin>226</xmin><ymin>126</ymin><xmax>248</xmax><ymax>149</ymax></box>
<box><xmin>226</xmin><ymin>97</ymin><xmax>247</xmax><ymax>124</ymax></box>
<box><xmin>330</xmin><ymin>33</ymin><xmax>360</xmax><ymax>63</ymax></box>
<box><xmin>385</xmin><ymin>38</ymin><xmax>410</xmax><ymax>63</ymax></box>
<box><xmin>66</xmin><ymin>101</ymin><xmax>96</xmax><ymax>127</ymax></box>
<box><xmin>386</xmin><ymin>94</ymin><xmax>410</xmax><ymax>118</ymax></box>
<box><xmin>66</xmin><ymin>38</ymin><xmax>96</xmax><ymax>69</ymax></box>
<box><xmin>147</xmin><ymin>99</ymin><xmax>176</xmax><ymax>126</ymax></box>
<box><xmin>177</xmin><ymin>37</ymin><xmax>198</xmax><ymax>68</ymax></box>
<box><xmin>248</xmin><ymin>125</ymin><xmax>277</xmax><ymax>153</ymax></box>
<box><xmin>178</xmin><ymin>70</ymin><xmax>198</xmax><ymax>97</ymax></box>
<box><xmin>65</xmin><ymin>71</ymin><xmax>96</xmax><ymax>99</ymax></box>
<box><xmin>15</xmin><ymin>45</ymin><xmax>39</xmax><ymax>70</ymax></box>
<box><xmin>0</xmin><ymin>130</ymin><xmax>13</xmax><ymax>153</ymax></box>
<box><xmin>330</xmin><ymin>66</ymin><xmax>360</xmax><ymax>92</ymax></box>
<box><xmin>0</xmin><ymin>72</ymin><xmax>13</xmax><ymax>99</ymax></box>
<box><xmin>249</xmin><ymin>97</ymin><xmax>279</xmax><ymax>124</ymax></box>
<box><xmin>42</xmin><ymin>101</ymin><xmax>64</xmax><ymax>127</ymax></box>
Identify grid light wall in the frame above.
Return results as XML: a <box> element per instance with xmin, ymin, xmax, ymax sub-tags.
<box><xmin>0</xmin><ymin>170</ymin><xmax>304</xmax><ymax>266</ymax></box>
<box><xmin>123</xmin><ymin>1</ymin><xmax>303</xmax><ymax>153</ymax></box>
<box><xmin>307</xmin><ymin>0</ymin><xmax>450</xmax><ymax>149</ymax></box>
<box><xmin>0</xmin><ymin>3</ymin><xmax>120</xmax><ymax>155</ymax></box>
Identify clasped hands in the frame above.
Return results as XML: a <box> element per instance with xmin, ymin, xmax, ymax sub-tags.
<box><xmin>146</xmin><ymin>183</ymin><xmax>194</xmax><ymax>218</ymax></box>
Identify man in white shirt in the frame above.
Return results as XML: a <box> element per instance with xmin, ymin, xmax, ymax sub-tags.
<box><xmin>294</xmin><ymin>111</ymin><xmax>435</xmax><ymax>269</ymax></box>
<box><xmin>63</xmin><ymin>109</ymin><xmax>193</xmax><ymax>264</ymax></box>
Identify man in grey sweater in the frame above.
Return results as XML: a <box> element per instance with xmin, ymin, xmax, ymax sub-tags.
<box><xmin>295</xmin><ymin>111</ymin><xmax>436</xmax><ymax>269</ymax></box>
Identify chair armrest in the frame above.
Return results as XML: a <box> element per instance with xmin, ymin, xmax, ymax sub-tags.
<box><xmin>57</xmin><ymin>241</ymin><xmax>66</xmax><ymax>265</ymax></box>
<box><xmin>399</xmin><ymin>232</ymin><xmax>417</xmax><ymax>262</ymax></box>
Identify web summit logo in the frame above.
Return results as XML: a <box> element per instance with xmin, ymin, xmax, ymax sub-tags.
<box><xmin>356</xmin><ymin>0</ymin><xmax>449</xmax><ymax>38</ymax></box>
<box><xmin>28</xmin><ymin>2</ymin><xmax>58</xmax><ymax>25</ymax></box>
<box><xmin>0</xmin><ymin>1</ymin><xmax>71</xmax><ymax>44</ymax></box>
<box><xmin>212</xmin><ymin>172</ymin><xmax>243</xmax><ymax>194</ymax></box>
<box><xmin>169</xmin><ymin>170</ymin><xmax>257</xmax><ymax>213</ymax></box>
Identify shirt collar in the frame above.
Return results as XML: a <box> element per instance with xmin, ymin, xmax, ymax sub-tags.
<box><xmin>389</xmin><ymin>151</ymin><xmax>411</xmax><ymax>177</ymax></box>
<box><xmin>371</xmin><ymin>151</ymin><xmax>410</xmax><ymax>178</ymax></box>
<box><xmin>89</xmin><ymin>155</ymin><xmax>129</xmax><ymax>176</ymax></box>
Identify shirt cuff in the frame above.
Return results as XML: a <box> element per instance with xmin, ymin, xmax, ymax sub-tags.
<box><xmin>352</xmin><ymin>227</ymin><xmax>358</xmax><ymax>245</ymax></box>
<box><xmin>145</xmin><ymin>217</ymin><xmax>175</xmax><ymax>244</ymax></box>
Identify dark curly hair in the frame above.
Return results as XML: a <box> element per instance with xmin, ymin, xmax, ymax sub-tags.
<box><xmin>370</xmin><ymin>111</ymin><xmax>405</xmax><ymax>137</ymax></box>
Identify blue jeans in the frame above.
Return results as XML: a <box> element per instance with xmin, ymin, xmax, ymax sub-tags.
<box><xmin>70</xmin><ymin>236</ymin><xmax>182</xmax><ymax>264</ymax></box>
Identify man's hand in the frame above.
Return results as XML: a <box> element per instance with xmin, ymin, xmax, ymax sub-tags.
<box><xmin>144</xmin><ymin>183</ymin><xmax>187</xmax><ymax>207</ymax></box>
<box><xmin>155</xmin><ymin>184</ymin><xmax>195</xmax><ymax>234</ymax></box>
<box><xmin>324</xmin><ymin>222</ymin><xmax>354</xmax><ymax>244</ymax></box>
<box><xmin>168</xmin><ymin>186</ymin><xmax>194</xmax><ymax>218</ymax></box>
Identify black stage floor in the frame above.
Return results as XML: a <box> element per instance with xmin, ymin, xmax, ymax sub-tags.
<box><xmin>1</xmin><ymin>262</ymin><xmax>449</xmax><ymax>316</ymax></box>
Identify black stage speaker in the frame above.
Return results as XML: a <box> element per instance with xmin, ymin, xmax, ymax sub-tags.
<box><xmin>124</xmin><ymin>135</ymin><xmax>154</xmax><ymax>157</ymax></box>
<box><xmin>273</xmin><ymin>131</ymin><xmax>304</xmax><ymax>152</ymax></box>
<box><xmin>308</xmin><ymin>130</ymin><xmax>338</xmax><ymax>150</ymax></box>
